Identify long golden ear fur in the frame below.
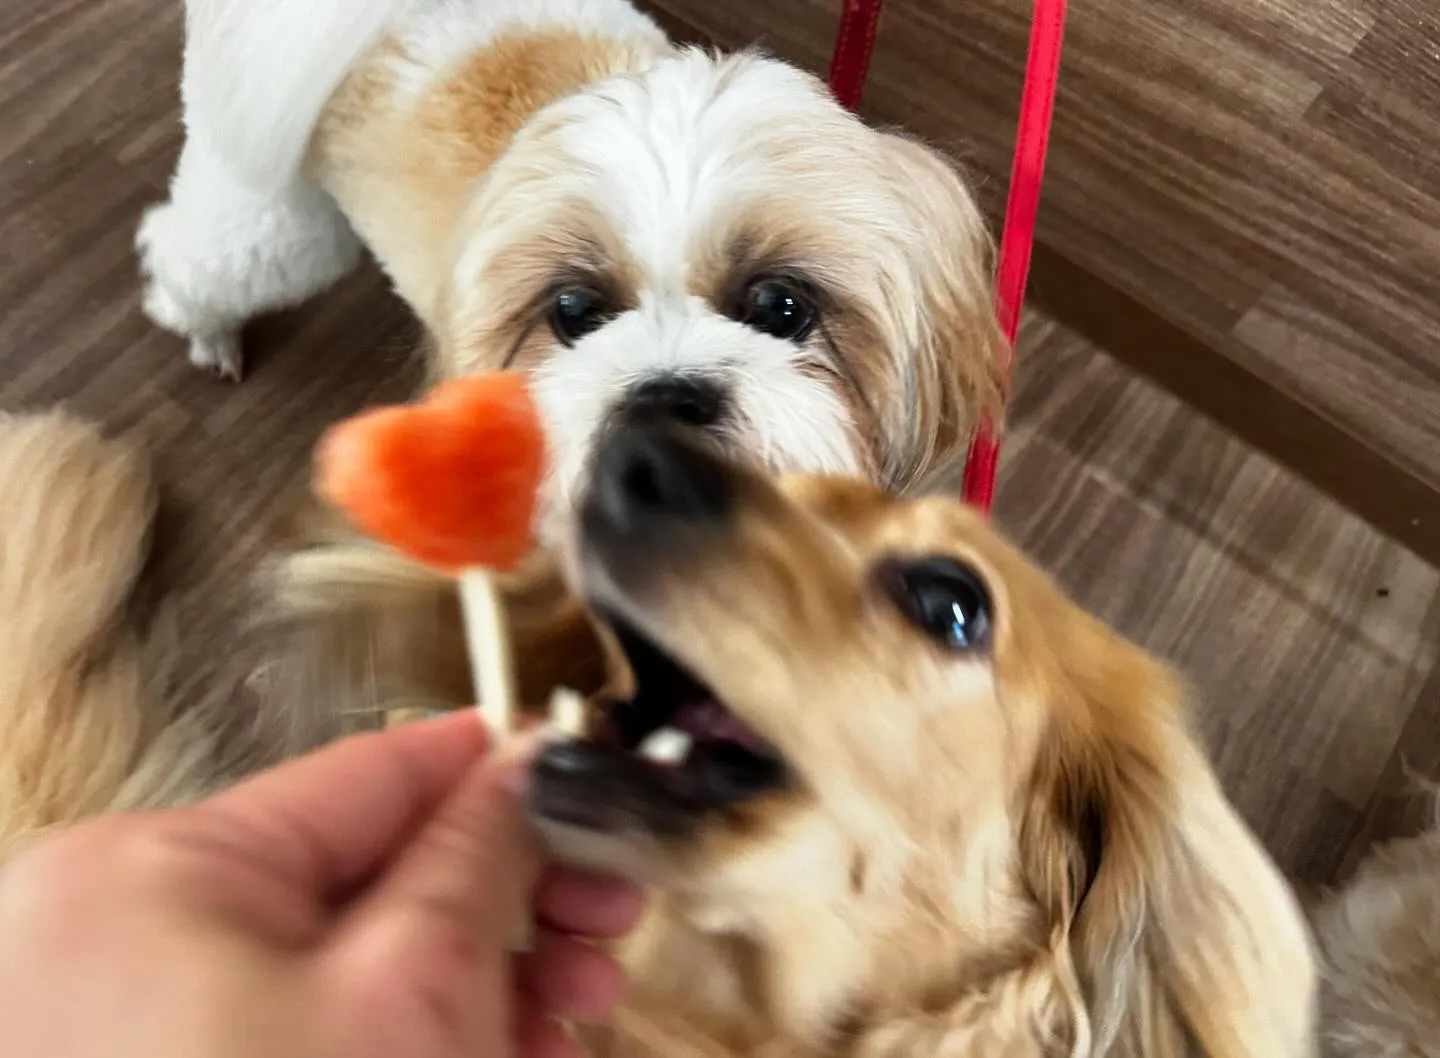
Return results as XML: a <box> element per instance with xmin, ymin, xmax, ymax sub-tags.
<box><xmin>1021</xmin><ymin>620</ymin><xmax>1317</xmax><ymax>1057</ymax></box>
<box><xmin>263</xmin><ymin>505</ymin><xmax>610</xmax><ymax>726</ymax></box>
<box><xmin>878</xmin><ymin>133</ymin><xmax>1007</xmax><ymax>493</ymax></box>
<box><xmin>0</xmin><ymin>411</ymin><xmax>162</xmax><ymax>859</ymax></box>
<box><xmin>0</xmin><ymin>411</ymin><xmax>305</xmax><ymax>858</ymax></box>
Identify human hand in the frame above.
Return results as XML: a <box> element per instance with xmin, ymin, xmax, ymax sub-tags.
<box><xmin>0</xmin><ymin>711</ymin><xmax>642</xmax><ymax>1058</ymax></box>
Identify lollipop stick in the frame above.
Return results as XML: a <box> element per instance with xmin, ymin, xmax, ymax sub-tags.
<box><xmin>456</xmin><ymin>566</ymin><xmax>535</xmax><ymax>952</ymax></box>
<box><xmin>457</xmin><ymin>567</ymin><xmax>515</xmax><ymax>734</ymax></box>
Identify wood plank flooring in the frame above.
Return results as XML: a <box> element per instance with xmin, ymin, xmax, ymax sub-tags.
<box><xmin>1</xmin><ymin>0</ymin><xmax>1437</xmax><ymax>885</ymax></box>
<box><xmin>998</xmin><ymin>316</ymin><xmax>1440</xmax><ymax>883</ymax></box>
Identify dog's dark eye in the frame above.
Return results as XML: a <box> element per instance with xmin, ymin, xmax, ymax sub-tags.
<box><xmin>740</xmin><ymin>279</ymin><xmax>816</xmax><ymax>342</ymax></box>
<box><xmin>881</xmin><ymin>557</ymin><xmax>992</xmax><ymax>651</ymax></box>
<box><xmin>550</xmin><ymin>287</ymin><xmax>611</xmax><ymax>345</ymax></box>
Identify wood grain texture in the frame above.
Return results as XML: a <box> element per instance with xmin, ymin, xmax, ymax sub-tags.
<box><xmin>997</xmin><ymin>316</ymin><xmax>1440</xmax><ymax>883</ymax></box>
<box><xmin>0</xmin><ymin>0</ymin><xmax>1435</xmax><ymax>884</ymax></box>
<box><xmin>0</xmin><ymin>0</ymin><xmax>425</xmax><ymax>708</ymax></box>
<box><xmin>640</xmin><ymin>0</ymin><xmax>1440</xmax><ymax>565</ymax></box>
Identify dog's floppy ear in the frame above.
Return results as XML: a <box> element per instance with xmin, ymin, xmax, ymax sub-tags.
<box><xmin>265</xmin><ymin>507</ymin><xmax>611</xmax><ymax>725</ymax></box>
<box><xmin>1020</xmin><ymin>627</ymin><xmax>1316</xmax><ymax>1057</ymax></box>
<box><xmin>878</xmin><ymin>133</ymin><xmax>1007</xmax><ymax>493</ymax></box>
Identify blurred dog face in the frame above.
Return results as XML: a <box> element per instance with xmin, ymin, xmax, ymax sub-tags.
<box><xmin>531</xmin><ymin>425</ymin><xmax>1034</xmax><ymax>889</ymax></box>
<box><xmin>438</xmin><ymin>51</ymin><xmax>1004</xmax><ymax>538</ymax></box>
<box><xmin>528</xmin><ymin>425</ymin><xmax>1316</xmax><ymax>1056</ymax></box>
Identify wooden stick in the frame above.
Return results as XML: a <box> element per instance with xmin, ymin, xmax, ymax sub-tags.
<box><xmin>457</xmin><ymin>567</ymin><xmax>515</xmax><ymax>734</ymax></box>
<box><xmin>455</xmin><ymin>567</ymin><xmax>532</xmax><ymax>951</ymax></box>
<box><xmin>454</xmin><ymin>568</ymin><xmax>595</xmax><ymax>954</ymax></box>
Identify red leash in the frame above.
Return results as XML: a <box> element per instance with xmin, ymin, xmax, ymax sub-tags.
<box><xmin>826</xmin><ymin>0</ymin><xmax>1067</xmax><ymax>513</ymax></box>
<box><xmin>826</xmin><ymin>0</ymin><xmax>887</xmax><ymax>111</ymax></box>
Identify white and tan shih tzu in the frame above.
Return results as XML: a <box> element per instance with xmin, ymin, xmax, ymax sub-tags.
<box><xmin>136</xmin><ymin>0</ymin><xmax>1006</xmax><ymax>716</ymax></box>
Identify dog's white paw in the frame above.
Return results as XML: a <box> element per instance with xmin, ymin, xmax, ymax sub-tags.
<box><xmin>136</xmin><ymin>205</ymin><xmax>189</xmax><ymax>335</ymax></box>
<box><xmin>138</xmin><ymin>204</ymin><xmax>246</xmax><ymax>382</ymax></box>
<box><xmin>188</xmin><ymin>332</ymin><xmax>244</xmax><ymax>383</ymax></box>
<box><xmin>139</xmin><ymin>274</ymin><xmax>189</xmax><ymax>337</ymax></box>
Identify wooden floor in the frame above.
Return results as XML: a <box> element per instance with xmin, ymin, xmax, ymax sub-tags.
<box><xmin>2</xmin><ymin>0</ymin><xmax>1438</xmax><ymax>886</ymax></box>
<box><xmin>998</xmin><ymin>318</ymin><xmax>1440</xmax><ymax>883</ymax></box>
<box><xmin>642</xmin><ymin>0</ymin><xmax>1440</xmax><ymax>568</ymax></box>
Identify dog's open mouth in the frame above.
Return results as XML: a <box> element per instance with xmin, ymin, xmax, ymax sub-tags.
<box><xmin>530</xmin><ymin>613</ymin><xmax>789</xmax><ymax>835</ymax></box>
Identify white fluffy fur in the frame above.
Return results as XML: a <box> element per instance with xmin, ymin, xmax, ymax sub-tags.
<box><xmin>174</xmin><ymin>0</ymin><xmax>665</xmax><ymax>195</ymax></box>
<box><xmin>139</xmin><ymin>0</ymin><xmax>1001</xmax><ymax>515</ymax></box>
<box><xmin>135</xmin><ymin>145</ymin><xmax>362</xmax><ymax>378</ymax></box>
<box><xmin>436</xmin><ymin>42</ymin><xmax>996</xmax><ymax>525</ymax></box>
<box><xmin>136</xmin><ymin>0</ymin><xmax>420</xmax><ymax>377</ymax></box>
<box><xmin>529</xmin><ymin>300</ymin><xmax>863</xmax><ymax>535</ymax></box>
<box><xmin>179</xmin><ymin>0</ymin><xmax>421</xmax><ymax>195</ymax></box>
<box><xmin>443</xmin><ymin>50</ymin><xmax>935</xmax><ymax>524</ymax></box>
<box><xmin>138</xmin><ymin>0</ymin><xmax>664</xmax><ymax>380</ymax></box>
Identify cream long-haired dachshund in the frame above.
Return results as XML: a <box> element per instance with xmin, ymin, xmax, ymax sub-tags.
<box><xmin>137</xmin><ymin>0</ymin><xmax>1005</xmax><ymax>718</ymax></box>
<box><xmin>0</xmin><ymin>409</ymin><xmax>1318</xmax><ymax>1055</ymax></box>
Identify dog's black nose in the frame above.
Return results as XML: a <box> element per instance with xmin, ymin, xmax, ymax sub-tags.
<box><xmin>591</xmin><ymin>423</ymin><xmax>731</xmax><ymax>531</ymax></box>
<box><xmin>617</xmin><ymin>375</ymin><xmax>726</xmax><ymax>429</ymax></box>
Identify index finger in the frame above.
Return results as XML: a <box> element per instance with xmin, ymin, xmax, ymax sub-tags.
<box><xmin>195</xmin><ymin>710</ymin><xmax>491</xmax><ymax>898</ymax></box>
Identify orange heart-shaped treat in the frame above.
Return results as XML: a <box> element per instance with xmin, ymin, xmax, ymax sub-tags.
<box><xmin>316</xmin><ymin>372</ymin><xmax>546</xmax><ymax>571</ymax></box>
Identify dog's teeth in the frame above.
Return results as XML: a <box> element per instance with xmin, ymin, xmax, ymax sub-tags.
<box><xmin>638</xmin><ymin>727</ymin><xmax>692</xmax><ymax>764</ymax></box>
<box><xmin>547</xmin><ymin>687</ymin><xmax>587</xmax><ymax>739</ymax></box>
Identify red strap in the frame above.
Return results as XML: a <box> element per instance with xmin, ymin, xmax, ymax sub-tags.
<box><xmin>826</xmin><ymin>0</ymin><xmax>1067</xmax><ymax>515</ymax></box>
<box><xmin>827</xmin><ymin>0</ymin><xmax>887</xmax><ymax>111</ymax></box>
<box><xmin>962</xmin><ymin>0</ymin><xmax>1067</xmax><ymax>513</ymax></box>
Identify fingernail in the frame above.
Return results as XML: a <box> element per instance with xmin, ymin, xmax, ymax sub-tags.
<box><xmin>491</xmin><ymin>763</ymin><xmax>530</xmax><ymax>799</ymax></box>
<box><xmin>488</xmin><ymin>728</ymin><xmax>548</xmax><ymax>797</ymax></box>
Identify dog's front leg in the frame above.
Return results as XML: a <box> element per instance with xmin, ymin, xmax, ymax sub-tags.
<box><xmin>136</xmin><ymin>131</ymin><xmax>362</xmax><ymax>382</ymax></box>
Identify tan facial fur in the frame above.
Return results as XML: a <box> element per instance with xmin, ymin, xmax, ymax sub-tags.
<box><xmin>557</xmin><ymin>465</ymin><xmax>1315</xmax><ymax>1057</ymax></box>
<box><xmin>0</xmin><ymin>406</ymin><xmax>1318</xmax><ymax>1057</ymax></box>
<box><xmin>312</xmin><ymin>27</ymin><xmax>668</xmax><ymax>326</ymax></box>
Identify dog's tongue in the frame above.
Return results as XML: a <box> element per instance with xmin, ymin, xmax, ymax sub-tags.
<box><xmin>672</xmin><ymin>697</ymin><xmax>768</xmax><ymax>752</ymax></box>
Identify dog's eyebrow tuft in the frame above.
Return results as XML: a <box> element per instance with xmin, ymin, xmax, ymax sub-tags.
<box><xmin>687</xmin><ymin>221</ymin><xmax>834</xmax><ymax>315</ymax></box>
